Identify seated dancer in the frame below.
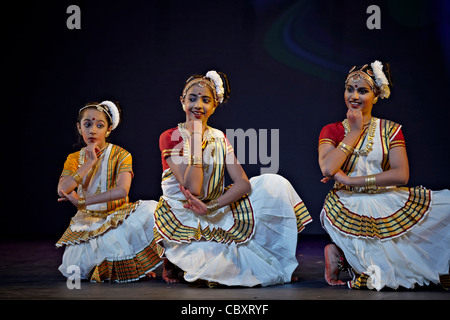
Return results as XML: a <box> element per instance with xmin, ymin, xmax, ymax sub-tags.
<box><xmin>318</xmin><ymin>61</ymin><xmax>450</xmax><ymax>290</ymax></box>
<box><xmin>154</xmin><ymin>70</ymin><xmax>312</xmax><ymax>287</ymax></box>
<box><xmin>56</xmin><ymin>101</ymin><xmax>162</xmax><ymax>282</ymax></box>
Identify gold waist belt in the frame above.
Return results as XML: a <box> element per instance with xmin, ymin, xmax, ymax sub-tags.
<box><xmin>80</xmin><ymin>209</ymin><xmax>113</xmax><ymax>218</ymax></box>
<box><xmin>334</xmin><ymin>182</ymin><xmax>385</xmax><ymax>194</ymax></box>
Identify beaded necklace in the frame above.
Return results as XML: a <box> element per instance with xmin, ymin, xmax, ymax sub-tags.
<box><xmin>342</xmin><ymin>117</ymin><xmax>377</xmax><ymax>157</ymax></box>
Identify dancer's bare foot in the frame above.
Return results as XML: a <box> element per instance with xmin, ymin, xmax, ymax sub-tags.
<box><xmin>162</xmin><ymin>259</ymin><xmax>183</xmax><ymax>284</ymax></box>
<box><xmin>146</xmin><ymin>271</ymin><xmax>156</xmax><ymax>279</ymax></box>
<box><xmin>324</xmin><ymin>244</ymin><xmax>345</xmax><ymax>286</ymax></box>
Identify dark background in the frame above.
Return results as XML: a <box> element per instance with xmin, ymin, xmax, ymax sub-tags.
<box><xmin>3</xmin><ymin>0</ymin><xmax>449</xmax><ymax>239</ymax></box>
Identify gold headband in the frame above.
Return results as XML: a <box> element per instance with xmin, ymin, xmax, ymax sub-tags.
<box><xmin>79</xmin><ymin>104</ymin><xmax>113</xmax><ymax>123</ymax></box>
<box><xmin>345</xmin><ymin>65</ymin><xmax>377</xmax><ymax>94</ymax></box>
<box><xmin>182</xmin><ymin>77</ymin><xmax>218</xmax><ymax>102</ymax></box>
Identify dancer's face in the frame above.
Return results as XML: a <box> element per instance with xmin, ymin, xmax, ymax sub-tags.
<box><xmin>344</xmin><ymin>79</ymin><xmax>376</xmax><ymax>116</ymax></box>
<box><xmin>181</xmin><ymin>84</ymin><xmax>217</xmax><ymax>125</ymax></box>
<box><xmin>77</xmin><ymin>108</ymin><xmax>111</xmax><ymax>148</ymax></box>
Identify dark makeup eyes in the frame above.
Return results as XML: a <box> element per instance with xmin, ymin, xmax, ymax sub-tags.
<box><xmin>346</xmin><ymin>86</ymin><xmax>369</xmax><ymax>94</ymax></box>
<box><xmin>188</xmin><ymin>95</ymin><xmax>212</xmax><ymax>103</ymax></box>
<box><xmin>83</xmin><ymin>120</ymin><xmax>105</xmax><ymax>129</ymax></box>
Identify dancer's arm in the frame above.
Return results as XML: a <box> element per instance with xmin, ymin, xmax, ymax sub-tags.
<box><xmin>319</xmin><ymin>109</ymin><xmax>363</xmax><ymax>177</ymax></box>
<box><xmin>57</xmin><ymin>143</ymin><xmax>100</xmax><ymax>196</ymax></box>
<box><xmin>167</xmin><ymin>120</ymin><xmax>204</xmax><ymax>196</ymax></box>
<box><xmin>331</xmin><ymin>147</ymin><xmax>409</xmax><ymax>187</ymax></box>
<box><xmin>58</xmin><ymin>171</ymin><xmax>132</xmax><ymax>207</ymax></box>
<box><xmin>180</xmin><ymin>152</ymin><xmax>251</xmax><ymax>216</ymax></box>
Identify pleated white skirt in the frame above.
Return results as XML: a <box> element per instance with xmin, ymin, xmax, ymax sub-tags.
<box><xmin>321</xmin><ymin>188</ymin><xmax>450</xmax><ymax>290</ymax></box>
<box><xmin>58</xmin><ymin>200</ymin><xmax>161</xmax><ymax>282</ymax></box>
<box><xmin>162</xmin><ymin>174</ymin><xmax>310</xmax><ymax>287</ymax></box>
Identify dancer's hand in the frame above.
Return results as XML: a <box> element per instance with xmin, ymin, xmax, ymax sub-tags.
<box><xmin>85</xmin><ymin>142</ymin><xmax>100</xmax><ymax>165</ymax></box>
<box><xmin>180</xmin><ymin>185</ymin><xmax>208</xmax><ymax>216</ymax></box>
<box><xmin>321</xmin><ymin>176</ymin><xmax>332</xmax><ymax>184</ymax></box>
<box><xmin>320</xmin><ymin>170</ymin><xmax>349</xmax><ymax>185</ymax></box>
<box><xmin>57</xmin><ymin>190</ymin><xmax>80</xmax><ymax>207</ymax></box>
<box><xmin>346</xmin><ymin>108</ymin><xmax>363</xmax><ymax>133</ymax></box>
<box><xmin>333</xmin><ymin>170</ymin><xmax>350</xmax><ymax>185</ymax></box>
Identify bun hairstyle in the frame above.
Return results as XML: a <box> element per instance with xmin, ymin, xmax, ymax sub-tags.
<box><xmin>182</xmin><ymin>70</ymin><xmax>231</xmax><ymax>106</ymax></box>
<box><xmin>345</xmin><ymin>60</ymin><xmax>393</xmax><ymax>99</ymax></box>
<box><xmin>380</xmin><ymin>62</ymin><xmax>393</xmax><ymax>87</ymax></box>
<box><xmin>214</xmin><ymin>71</ymin><xmax>231</xmax><ymax>104</ymax></box>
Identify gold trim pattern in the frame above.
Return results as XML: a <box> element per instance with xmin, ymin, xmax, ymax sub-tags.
<box><xmin>90</xmin><ymin>240</ymin><xmax>163</xmax><ymax>283</ymax></box>
<box><xmin>294</xmin><ymin>202</ymin><xmax>312</xmax><ymax>232</ymax></box>
<box><xmin>324</xmin><ymin>186</ymin><xmax>431</xmax><ymax>240</ymax></box>
<box><xmin>153</xmin><ymin>193</ymin><xmax>255</xmax><ymax>246</ymax></box>
<box><xmin>56</xmin><ymin>202</ymin><xmax>138</xmax><ymax>247</ymax></box>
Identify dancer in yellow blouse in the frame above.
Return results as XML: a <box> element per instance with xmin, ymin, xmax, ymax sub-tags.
<box><xmin>56</xmin><ymin>101</ymin><xmax>161</xmax><ymax>282</ymax></box>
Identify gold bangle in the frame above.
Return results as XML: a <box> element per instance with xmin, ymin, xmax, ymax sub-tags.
<box><xmin>71</xmin><ymin>172</ymin><xmax>83</xmax><ymax>185</ymax></box>
<box><xmin>206</xmin><ymin>199</ymin><xmax>219</xmax><ymax>214</ymax></box>
<box><xmin>370</xmin><ymin>175</ymin><xmax>377</xmax><ymax>188</ymax></box>
<box><xmin>188</xmin><ymin>155</ymin><xmax>202</xmax><ymax>166</ymax></box>
<box><xmin>365</xmin><ymin>174</ymin><xmax>377</xmax><ymax>190</ymax></box>
<box><xmin>77</xmin><ymin>197</ymin><xmax>86</xmax><ymax>210</ymax></box>
<box><xmin>338</xmin><ymin>145</ymin><xmax>350</xmax><ymax>156</ymax></box>
<box><xmin>337</xmin><ymin>142</ymin><xmax>354</xmax><ymax>156</ymax></box>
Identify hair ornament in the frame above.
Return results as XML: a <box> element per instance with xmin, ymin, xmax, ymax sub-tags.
<box><xmin>99</xmin><ymin>101</ymin><xmax>120</xmax><ymax>130</ymax></box>
<box><xmin>79</xmin><ymin>100</ymin><xmax>120</xmax><ymax>130</ymax></box>
<box><xmin>370</xmin><ymin>60</ymin><xmax>390</xmax><ymax>99</ymax></box>
<box><xmin>183</xmin><ymin>71</ymin><xmax>225</xmax><ymax>104</ymax></box>
<box><xmin>345</xmin><ymin>60</ymin><xmax>391</xmax><ymax>99</ymax></box>
<box><xmin>205</xmin><ymin>70</ymin><xmax>224</xmax><ymax>103</ymax></box>
<box><xmin>346</xmin><ymin>65</ymin><xmax>377</xmax><ymax>94</ymax></box>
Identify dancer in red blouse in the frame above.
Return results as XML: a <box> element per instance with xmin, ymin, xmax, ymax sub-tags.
<box><xmin>318</xmin><ymin>61</ymin><xmax>450</xmax><ymax>290</ymax></box>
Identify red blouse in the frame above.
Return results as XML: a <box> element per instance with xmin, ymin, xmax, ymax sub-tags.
<box><xmin>318</xmin><ymin>120</ymin><xmax>405</xmax><ymax>149</ymax></box>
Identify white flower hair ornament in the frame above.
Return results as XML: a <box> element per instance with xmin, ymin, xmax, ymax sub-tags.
<box><xmin>205</xmin><ymin>70</ymin><xmax>225</xmax><ymax>103</ymax></box>
<box><xmin>100</xmin><ymin>100</ymin><xmax>120</xmax><ymax>130</ymax></box>
<box><xmin>370</xmin><ymin>60</ymin><xmax>391</xmax><ymax>99</ymax></box>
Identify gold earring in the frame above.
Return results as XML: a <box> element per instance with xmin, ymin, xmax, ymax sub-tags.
<box><xmin>182</xmin><ymin>104</ymin><xmax>186</xmax><ymax>111</ymax></box>
<box><xmin>106</xmin><ymin>132</ymin><xmax>110</xmax><ymax>137</ymax></box>
<box><xmin>373</xmin><ymin>96</ymin><xmax>378</xmax><ymax>104</ymax></box>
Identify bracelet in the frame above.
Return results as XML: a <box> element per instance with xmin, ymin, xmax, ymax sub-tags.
<box><xmin>77</xmin><ymin>197</ymin><xmax>86</xmax><ymax>210</ymax></box>
<box><xmin>365</xmin><ymin>174</ymin><xmax>377</xmax><ymax>190</ymax></box>
<box><xmin>206</xmin><ymin>199</ymin><xmax>219</xmax><ymax>214</ymax></box>
<box><xmin>337</xmin><ymin>142</ymin><xmax>354</xmax><ymax>156</ymax></box>
<box><xmin>188</xmin><ymin>155</ymin><xmax>202</xmax><ymax>166</ymax></box>
<box><xmin>71</xmin><ymin>172</ymin><xmax>83</xmax><ymax>185</ymax></box>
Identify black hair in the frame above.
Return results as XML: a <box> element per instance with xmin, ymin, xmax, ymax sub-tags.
<box><xmin>381</xmin><ymin>62</ymin><xmax>393</xmax><ymax>87</ymax></box>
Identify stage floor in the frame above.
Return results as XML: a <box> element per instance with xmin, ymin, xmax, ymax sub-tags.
<box><xmin>0</xmin><ymin>235</ymin><xmax>448</xmax><ymax>301</ymax></box>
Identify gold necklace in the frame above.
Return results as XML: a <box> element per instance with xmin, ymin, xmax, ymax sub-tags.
<box><xmin>342</xmin><ymin>117</ymin><xmax>377</xmax><ymax>157</ymax></box>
